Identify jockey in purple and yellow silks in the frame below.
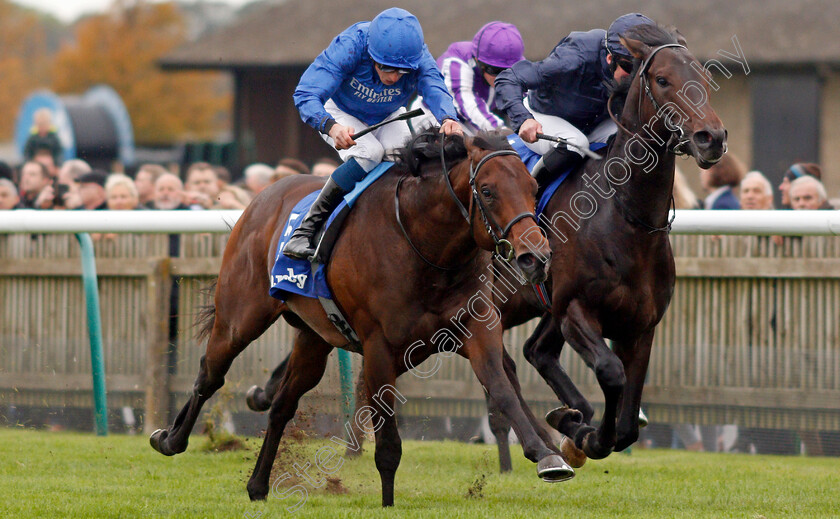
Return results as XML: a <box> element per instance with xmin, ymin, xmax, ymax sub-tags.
<box><xmin>411</xmin><ymin>22</ymin><xmax>525</xmax><ymax>136</ymax></box>
<box><xmin>285</xmin><ymin>7</ymin><xmax>463</xmax><ymax>261</ymax></box>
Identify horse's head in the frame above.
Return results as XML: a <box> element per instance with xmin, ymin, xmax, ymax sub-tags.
<box><xmin>619</xmin><ymin>24</ymin><xmax>727</xmax><ymax>168</ymax></box>
<box><xmin>464</xmin><ymin>133</ymin><xmax>551</xmax><ymax>284</ymax></box>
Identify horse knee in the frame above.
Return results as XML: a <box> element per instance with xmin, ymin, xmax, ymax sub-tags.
<box><xmin>594</xmin><ymin>357</ymin><xmax>625</xmax><ymax>393</ymax></box>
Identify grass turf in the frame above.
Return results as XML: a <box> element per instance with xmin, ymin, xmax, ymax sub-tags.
<box><xmin>1</xmin><ymin>427</ymin><xmax>838</xmax><ymax>518</ymax></box>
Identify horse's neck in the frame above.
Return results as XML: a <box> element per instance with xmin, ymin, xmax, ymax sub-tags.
<box><xmin>399</xmin><ymin>162</ymin><xmax>477</xmax><ymax>267</ymax></box>
<box><xmin>598</xmin><ymin>92</ymin><xmax>677</xmax><ymax>229</ymax></box>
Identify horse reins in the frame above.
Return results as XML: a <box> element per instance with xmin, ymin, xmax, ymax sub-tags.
<box><xmin>606</xmin><ymin>42</ymin><xmax>690</xmax><ymax>233</ymax></box>
<box><xmin>395</xmin><ymin>136</ymin><xmax>536</xmax><ymax>270</ymax></box>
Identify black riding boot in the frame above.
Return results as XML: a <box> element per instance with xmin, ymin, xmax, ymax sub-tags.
<box><xmin>283</xmin><ymin>177</ymin><xmax>348</xmax><ymax>260</ymax></box>
<box><xmin>531</xmin><ymin>145</ymin><xmax>585</xmax><ymax>190</ymax></box>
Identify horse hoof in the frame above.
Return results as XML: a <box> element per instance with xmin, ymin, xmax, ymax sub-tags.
<box><xmin>246</xmin><ymin>385</ymin><xmax>269</xmax><ymax>411</ymax></box>
<box><xmin>149</xmin><ymin>429</ymin><xmax>175</xmax><ymax>456</ymax></box>
<box><xmin>545</xmin><ymin>406</ymin><xmax>583</xmax><ymax>436</ymax></box>
<box><xmin>537</xmin><ymin>454</ymin><xmax>575</xmax><ymax>483</ymax></box>
<box><xmin>246</xmin><ymin>483</ymin><xmax>268</xmax><ymax>501</ymax></box>
<box><xmin>582</xmin><ymin>433</ymin><xmax>614</xmax><ymax>460</ymax></box>
<box><xmin>559</xmin><ymin>436</ymin><xmax>587</xmax><ymax>468</ymax></box>
<box><xmin>638</xmin><ymin>408</ymin><xmax>649</xmax><ymax>428</ymax></box>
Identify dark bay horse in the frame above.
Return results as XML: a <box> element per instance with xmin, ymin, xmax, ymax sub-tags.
<box><xmin>248</xmin><ymin>24</ymin><xmax>728</xmax><ymax>471</ymax></box>
<box><xmin>148</xmin><ymin>130</ymin><xmax>575</xmax><ymax>507</ymax></box>
<box><xmin>485</xmin><ymin>23</ymin><xmax>728</xmax><ymax>463</ymax></box>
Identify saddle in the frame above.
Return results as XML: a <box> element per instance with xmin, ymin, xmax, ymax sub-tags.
<box><xmin>269</xmin><ymin>162</ymin><xmax>395</xmax><ymax>345</ymax></box>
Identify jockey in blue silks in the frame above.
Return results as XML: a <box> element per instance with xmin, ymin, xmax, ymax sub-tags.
<box><xmin>495</xmin><ymin>13</ymin><xmax>654</xmax><ymax>186</ymax></box>
<box><xmin>285</xmin><ymin>7</ymin><xmax>463</xmax><ymax>260</ymax></box>
<box><xmin>411</xmin><ymin>21</ymin><xmax>525</xmax><ymax>136</ymax></box>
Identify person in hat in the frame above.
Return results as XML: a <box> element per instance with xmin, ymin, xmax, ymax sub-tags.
<box><xmin>286</xmin><ymin>7</ymin><xmax>463</xmax><ymax>260</ymax></box>
<box><xmin>495</xmin><ymin>13</ymin><xmax>655</xmax><ymax>185</ymax></box>
<box><xmin>77</xmin><ymin>170</ymin><xmax>108</xmax><ymax>210</ymax></box>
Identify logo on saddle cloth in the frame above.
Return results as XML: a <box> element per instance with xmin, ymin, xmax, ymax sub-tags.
<box><xmin>273</xmin><ymin>268</ymin><xmax>307</xmax><ymax>289</ymax></box>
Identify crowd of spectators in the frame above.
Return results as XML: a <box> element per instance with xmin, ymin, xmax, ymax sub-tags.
<box><xmin>0</xmin><ymin>154</ymin><xmax>341</xmax><ymax>217</ymax></box>
<box><xmin>672</xmin><ymin>153</ymin><xmax>838</xmax><ymax>215</ymax></box>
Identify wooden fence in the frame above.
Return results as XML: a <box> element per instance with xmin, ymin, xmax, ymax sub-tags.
<box><xmin>1</xmin><ymin>232</ymin><xmax>839</xmax><ymax>433</ymax></box>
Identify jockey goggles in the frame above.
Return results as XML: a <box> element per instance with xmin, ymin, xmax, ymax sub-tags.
<box><xmin>375</xmin><ymin>62</ymin><xmax>411</xmax><ymax>74</ymax></box>
<box><xmin>615</xmin><ymin>57</ymin><xmax>634</xmax><ymax>74</ymax></box>
<box><xmin>477</xmin><ymin>60</ymin><xmax>507</xmax><ymax>76</ymax></box>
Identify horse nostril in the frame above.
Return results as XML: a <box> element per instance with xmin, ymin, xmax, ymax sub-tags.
<box><xmin>516</xmin><ymin>253</ymin><xmax>536</xmax><ymax>272</ymax></box>
<box><xmin>693</xmin><ymin>130</ymin><xmax>712</xmax><ymax>148</ymax></box>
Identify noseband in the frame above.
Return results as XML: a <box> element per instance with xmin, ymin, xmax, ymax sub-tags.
<box><xmin>395</xmin><ymin>138</ymin><xmax>537</xmax><ymax>270</ymax></box>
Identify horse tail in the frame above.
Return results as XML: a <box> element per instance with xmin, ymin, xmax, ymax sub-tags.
<box><xmin>195</xmin><ymin>278</ymin><xmax>218</xmax><ymax>342</ymax></box>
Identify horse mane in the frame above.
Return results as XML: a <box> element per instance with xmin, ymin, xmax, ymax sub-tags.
<box><xmin>392</xmin><ymin>128</ymin><xmax>513</xmax><ymax>177</ymax></box>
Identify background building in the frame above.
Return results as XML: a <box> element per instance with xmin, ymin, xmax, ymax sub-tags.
<box><xmin>161</xmin><ymin>0</ymin><xmax>840</xmax><ymax>197</ymax></box>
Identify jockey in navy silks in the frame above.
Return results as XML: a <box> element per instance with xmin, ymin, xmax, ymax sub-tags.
<box><xmin>495</xmin><ymin>13</ymin><xmax>654</xmax><ymax>186</ymax></box>
<box><xmin>285</xmin><ymin>7</ymin><xmax>463</xmax><ymax>260</ymax></box>
<box><xmin>411</xmin><ymin>21</ymin><xmax>525</xmax><ymax>135</ymax></box>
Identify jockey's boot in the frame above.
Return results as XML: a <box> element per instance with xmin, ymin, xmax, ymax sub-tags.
<box><xmin>530</xmin><ymin>145</ymin><xmax>585</xmax><ymax>192</ymax></box>
<box><xmin>283</xmin><ymin>177</ymin><xmax>348</xmax><ymax>260</ymax></box>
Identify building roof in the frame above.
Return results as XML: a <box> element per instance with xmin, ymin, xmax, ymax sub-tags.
<box><xmin>160</xmin><ymin>0</ymin><xmax>840</xmax><ymax>70</ymax></box>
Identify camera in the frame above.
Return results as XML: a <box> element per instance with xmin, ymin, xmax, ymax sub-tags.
<box><xmin>52</xmin><ymin>178</ymin><xmax>70</xmax><ymax>208</ymax></box>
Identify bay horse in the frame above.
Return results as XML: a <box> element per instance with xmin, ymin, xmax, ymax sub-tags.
<box><xmin>247</xmin><ymin>23</ymin><xmax>728</xmax><ymax>470</ymax></box>
<box><xmin>148</xmin><ymin>129</ymin><xmax>575</xmax><ymax>507</ymax></box>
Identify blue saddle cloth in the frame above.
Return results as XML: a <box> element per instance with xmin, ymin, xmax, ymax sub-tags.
<box><xmin>269</xmin><ymin>162</ymin><xmax>395</xmax><ymax>302</ymax></box>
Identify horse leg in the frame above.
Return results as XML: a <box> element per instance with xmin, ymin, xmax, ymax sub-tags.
<box><xmin>246</xmin><ymin>354</ymin><xmax>290</xmax><ymax>412</ymax></box>
<box><xmin>613</xmin><ymin>330</ymin><xmax>655</xmax><ymax>452</ymax></box>
<box><xmin>485</xmin><ymin>391</ymin><xmax>512</xmax><ymax>473</ymax></box>
<box><xmin>361</xmin><ymin>340</ymin><xmax>402</xmax><ymax>507</ymax></box>
<box><xmin>150</xmin><ymin>299</ymin><xmax>282</xmax><ymax>456</ymax></box>
<box><xmin>246</xmin><ymin>329</ymin><xmax>332</xmax><ymax>500</ymax></box>
<box><xmin>556</xmin><ymin>300</ymin><xmax>625</xmax><ymax>460</ymax></box>
<box><xmin>524</xmin><ymin>313</ymin><xmax>595</xmax><ymax>423</ymax></box>
<box><xmin>463</xmin><ymin>335</ymin><xmax>574</xmax><ymax>482</ymax></box>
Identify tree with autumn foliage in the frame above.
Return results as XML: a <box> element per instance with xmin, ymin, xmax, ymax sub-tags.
<box><xmin>0</xmin><ymin>0</ymin><xmax>58</xmax><ymax>140</ymax></box>
<box><xmin>52</xmin><ymin>1</ymin><xmax>229</xmax><ymax>145</ymax></box>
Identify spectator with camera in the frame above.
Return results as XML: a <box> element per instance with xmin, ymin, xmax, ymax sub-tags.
<box><xmin>184</xmin><ymin>162</ymin><xmax>219</xmax><ymax>210</ymax></box>
<box><xmin>18</xmin><ymin>161</ymin><xmax>54</xmax><ymax>209</ymax></box>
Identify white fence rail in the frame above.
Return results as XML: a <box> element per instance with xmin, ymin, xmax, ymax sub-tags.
<box><xmin>1</xmin><ymin>209</ymin><xmax>839</xmax><ymax>235</ymax></box>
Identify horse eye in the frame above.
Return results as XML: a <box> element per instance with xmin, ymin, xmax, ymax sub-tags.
<box><xmin>656</xmin><ymin>76</ymin><xmax>669</xmax><ymax>87</ymax></box>
<box><xmin>481</xmin><ymin>187</ymin><xmax>493</xmax><ymax>198</ymax></box>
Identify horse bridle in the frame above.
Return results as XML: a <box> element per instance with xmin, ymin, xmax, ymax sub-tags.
<box><xmin>395</xmin><ymin>137</ymin><xmax>536</xmax><ymax>270</ymax></box>
<box><xmin>608</xmin><ymin>43</ymin><xmax>691</xmax><ymax>157</ymax></box>
<box><xmin>606</xmin><ymin>43</ymin><xmax>691</xmax><ymax>233</ymax></box>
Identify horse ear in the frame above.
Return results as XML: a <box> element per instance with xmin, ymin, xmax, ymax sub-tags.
<box><xmin>462</xmin><ymin>136</ymin><xmax>481</xmax><ymax>161</ymax></box>
<box><xmin>619</xmin><ymin>35</ymin><xmax>651</xmax><ymax>60</ymax></box>
<box><xmin>670</xmin><ymin>26</ymin><xmax>688</xmax><ymax>47</ymax></box>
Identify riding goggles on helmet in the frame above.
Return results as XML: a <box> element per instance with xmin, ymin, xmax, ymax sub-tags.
<box><xmin>375</xmin><ymin>62</ymin><xmax>411</xmax><ymax>74</ymax></box>
<box><xmin>615</xmin><ymin>57</ymin><xmax>634</xmax><ymax>74</ymax></box>
<box><xmin>477</xmin><ymin>60</ymin><xmax>507</xmax><ymax>76</ymax></box>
